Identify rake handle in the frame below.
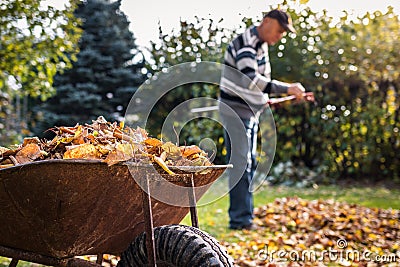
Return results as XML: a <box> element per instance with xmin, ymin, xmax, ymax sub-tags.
<box><xmin>267</xmin><ymin>92</ymin><xmax>315</xmax><ymax>106</ymax></box>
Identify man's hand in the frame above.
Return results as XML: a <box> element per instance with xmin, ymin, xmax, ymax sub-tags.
<box><xmin>288</xmin><ymin>83</ymin><xmax>306</xmax><ymax>100</ymax></box>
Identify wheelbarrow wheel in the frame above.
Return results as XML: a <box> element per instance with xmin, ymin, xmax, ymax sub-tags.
<box><xmin>117</xmin><ymin>224</ymin><xmax>234</xmax><ymax>267</ymax></box>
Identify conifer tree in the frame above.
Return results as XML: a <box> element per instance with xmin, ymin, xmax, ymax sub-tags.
<box><xmin>32</xmin><ymin>0</ymin><xmax>144</xmax><ymax>136</ymax></box>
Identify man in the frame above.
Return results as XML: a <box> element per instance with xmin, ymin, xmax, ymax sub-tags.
<box><xmin>219</xmin><ymin>9</ymin><xmax>306</xmax><ymax>230</ymax></box>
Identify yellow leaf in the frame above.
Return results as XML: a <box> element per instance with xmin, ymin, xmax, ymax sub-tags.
<box><xmin>368</xmin><ymin>233</ymin><xmax>378</xmax><ymax>241</ymax></box>
<box><xmin>116</xmin><ymin>143</ymin><xmax>135</xmax><ymax>156</ymax></box>
<box><xmin>297</xmin><ymin>243</ymin><xmax>307</xmax><ymax>250</ymax></box>
<box><xmin>153</xmin><ymin>156</ymin><xmax>175</xmax><ymax>175</ymax></box>
<box><xmin>63</xmin><ymin>144</ymin><xmax>101</xmax><ymax>159</ymax></box>
<box><xmin>162</xmin><ymin>142</ymin><xmax>182</xmax><ymax>159</ymax></box>
<box><xmin>362</xmin><ymin>226</ymin><xmax>372</xmax><ymax>233</ymax></box>
<box><xmin>74</xmin><ymin>125</ymin><xmax>83</xmax><ymax>138</ymax></box>
<box><xmin>60</xmin><ymin>136</ymin><xmax>75</xmax><ymax>144</ymax></box>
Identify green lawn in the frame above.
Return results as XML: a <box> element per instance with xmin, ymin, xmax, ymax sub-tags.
<box><xmin>1</xmin><ymin>176</ymin><xmax>399</xmax><ymax>266</ymax></box>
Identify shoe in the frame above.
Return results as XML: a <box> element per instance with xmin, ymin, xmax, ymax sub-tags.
<box><xmin>229</xmin><ymin>223</ymin><xmax>259</xmax><ymax>230</ymax></box>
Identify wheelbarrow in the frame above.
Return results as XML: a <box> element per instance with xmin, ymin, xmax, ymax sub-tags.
<box><xmin>0</xmin><ymin>159</ymin><xmax>233</xmax><ymax>266</ymax></box>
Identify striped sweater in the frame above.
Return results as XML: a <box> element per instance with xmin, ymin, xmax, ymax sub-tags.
<box><xmin>219</xmin><ymin>25</ymin><xmax>289</xmax><ymax>118</ymax></box>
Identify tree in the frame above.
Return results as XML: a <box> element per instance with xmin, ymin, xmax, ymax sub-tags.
<box><xmin>147</xmin><ymin>1</ymin><xmax>399</xmax><ymax>182</ymax></box>
<box><xmin>146</xmin><ymin>17</ymin><xmax>233</xmax><ymax>163</ymax></box>
<box><xmin>0</xmin><ymin>0</ymin><xmax>81</xmax><ymax>145</ymax></box>
<box><xmin>266</xmin><ymin>2</ymin><xmax>400</xmax><ymax>182</ymax></box>
<box><xmin>0</xmin><ymin>0</ymin><xmax>81</xmax><ymax>99</ymax></box>
<box><xmin>32</xmin><ymin>0</ymin><xmax>145</xmax><ymax>137</ymax></box>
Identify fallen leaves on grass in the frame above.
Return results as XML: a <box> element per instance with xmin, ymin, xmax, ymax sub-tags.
<box><xmin>223</xmin><ymin>197</ymin><xmax>400</xmax><ymax>267</ymax></box>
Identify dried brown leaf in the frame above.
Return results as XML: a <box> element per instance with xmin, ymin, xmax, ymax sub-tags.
<box><xmin>15</xmin><ymin>143</ymin><xmax>42</xmax><ymax>163</ymax></box>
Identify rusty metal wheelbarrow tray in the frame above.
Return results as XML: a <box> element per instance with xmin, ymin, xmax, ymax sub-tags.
<box><xmin>0</xmin><ymin>159</ymin><xmax>228</xmax><ymax>261</ymax></box>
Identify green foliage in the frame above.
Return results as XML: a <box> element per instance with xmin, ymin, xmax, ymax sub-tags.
<box><xmin>267</xmin><ymin>4</ymin><xmax>400</xmax><ymax>182</ymax></box>
<box><xmin>0</xmin><ymin>0</ymin><xmax>81</xmax><ymax>145</ymax></box>
<box><xmin>30</xmin><ymin>0</ymin><xmax>145</xmax><ymax>137</ymax></box>
<box><xmin>147</xmin><ymin>2</ymin><xmax>399</xmax><ymax>182</ymax></box>
<box><xmin>150</xmin><ymin>18</ymin><xmax>228</xmax><ymax>67</ymax></box>
<box><xmin>0</xmin><ymin>0</ymin><xmax>81</xmax><ymax>99</ymax></box>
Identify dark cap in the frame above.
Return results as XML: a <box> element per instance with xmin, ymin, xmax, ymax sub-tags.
<box><xmin>264</xmin><ymin>9</ymin><xmax>296</xmax><ymax>33</ymax></box>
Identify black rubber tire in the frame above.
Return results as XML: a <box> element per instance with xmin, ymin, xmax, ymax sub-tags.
<box><xmin>117</xmin><ymin>224</ymin><xmax>234</xmax><ymax>267</ymax></box>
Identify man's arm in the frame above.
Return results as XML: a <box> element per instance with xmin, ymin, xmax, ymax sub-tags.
<box><xmin>268</xmin><ymin>80</ymin><xmax>306</xmax><ymax>99</ymax></box>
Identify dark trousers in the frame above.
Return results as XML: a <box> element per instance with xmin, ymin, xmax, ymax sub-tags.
<box><xmin>221</xmin><ymin>113</ymin><xmax>258</xmax><ymax>228</ymax></box>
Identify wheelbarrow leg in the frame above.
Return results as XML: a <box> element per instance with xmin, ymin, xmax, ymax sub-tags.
<box><xmin>8</xmin><ymin>259</ymin><xmax>18</xmax><ymax>267</ymax></box>
<box><xmin>141</xmin><ymin>173</ymin><xmax>157</xmax><ymax>267</ymax></box>
<box><xmin>96</xmin><ymin>253</ymin><xmax>103</xmax><ymax>265</ymax></box>
<box><xmin>188</xmin><ymin>174</ymin><xmax>199</xmax><ymax>228</ymax></box>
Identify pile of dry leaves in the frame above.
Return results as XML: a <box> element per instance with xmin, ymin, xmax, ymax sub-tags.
<box><xmin>0</xmin><ymin>116</ymin><xmax>211</xmax><ymax>174</ymax></box>
<box><xmin>224</xmin><ymin>197</ymin><xmax>400</xmax><ymax>267</ymax></box>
